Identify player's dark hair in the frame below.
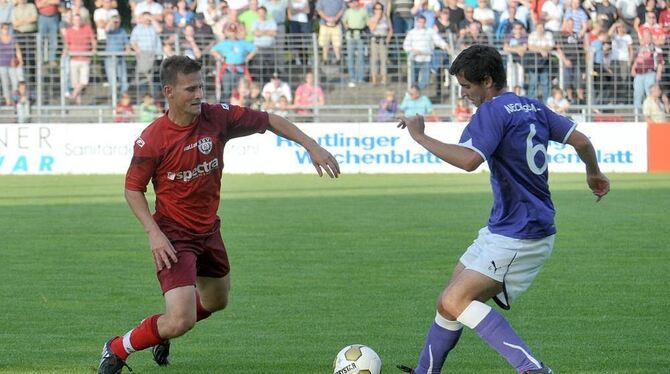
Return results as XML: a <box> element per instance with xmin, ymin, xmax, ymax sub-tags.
<box><xmin>448</xmin><ymin>45</ymin><xmax>506</xmax><ymax>90</ymax></box>
<box><xmin>160</xmin><ymin>56</ymin><xmax>202</xmax><ymax>87</ymax></box>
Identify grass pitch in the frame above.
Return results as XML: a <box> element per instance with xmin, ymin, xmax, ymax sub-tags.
<box><xmin>1</xmin><ymin>173</ymin><xmax>669</xmax><ymax>374</ymax></box>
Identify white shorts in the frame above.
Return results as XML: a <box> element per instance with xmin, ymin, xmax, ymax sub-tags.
<box><xmin>459</xmin><ymin>227</ymin><xmax>555</xmax><ymax>309</ymax></box>
<box><xmin>70</xmin><ymin>60</ymin><xmax>90</xmax><ymax>87</ymax></box>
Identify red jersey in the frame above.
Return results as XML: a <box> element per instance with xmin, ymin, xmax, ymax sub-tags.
<box><xmin>125</xmin><ymin>103</ymin><xmax>270</xmax><ymax>233</ymax></box>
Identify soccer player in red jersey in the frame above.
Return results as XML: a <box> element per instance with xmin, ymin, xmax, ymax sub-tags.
<box><xmin>97</xmin><ymin>55</ymin><xmax>340</xmax><ymax>374</ymax></box>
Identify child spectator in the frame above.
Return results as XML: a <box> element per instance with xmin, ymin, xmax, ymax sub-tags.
<box><xmin>376</xmin><ymin>90</ymin><xmax>398</xmax><ymax>121</ymax></box>
<box><xmin>453</xmin><ymin>98</ymin><xmax>472</xmax><ymax>122</ymax></box>
<box><xmin>12</xmin><ymin>80</ymin><xmax>30</xmax><ymax>123</ymax></box>
<box><xmin>139</xmin><ymin>93</ymin><xmax>159</xmax><ymax>122</ymax></box>
<box><xmin>114</xmin><ymin>92</ymin><xmax>135</xmax><ymax>122</ymax></box>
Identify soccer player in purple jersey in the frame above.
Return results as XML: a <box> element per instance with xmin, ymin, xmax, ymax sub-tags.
<box><xmin>397</xmin><ymin>45</ymin><xmax>610</xmax><ymax>374</ymax></box>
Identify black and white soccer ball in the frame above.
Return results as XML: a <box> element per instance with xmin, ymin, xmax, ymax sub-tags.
<box><xmin>333</xmin><ymin>344</ymin><xmax>382</xmax><ymax>374</ymax></box>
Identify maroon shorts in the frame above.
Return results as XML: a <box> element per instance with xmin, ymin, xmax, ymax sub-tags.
<box><xmin>155</xmin><ymin>217</ymin><xmax>230</xmax><ymax>294</ymax></box>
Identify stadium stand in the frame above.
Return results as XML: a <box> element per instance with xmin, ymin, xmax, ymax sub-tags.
<box><xmin>0</xmin><ymin>0</ymin><xmax>668</xmax><ymax>123</ymax></box>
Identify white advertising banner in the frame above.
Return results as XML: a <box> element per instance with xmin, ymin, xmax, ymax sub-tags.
<box><xmin>0</xmin><ymin>122</ymin><xmax>647</xmax><ymax>175</ymax></box>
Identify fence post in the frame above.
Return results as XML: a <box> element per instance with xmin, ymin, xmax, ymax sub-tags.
<box><xmin>586</xmin><ymin>47</ymin><xmax>593</xmax><ymax>122</ymax></box>
<box><xmin>36</xmin><ymin>33</ymin><xmax>43</xmax><ymax>121</ymax></box>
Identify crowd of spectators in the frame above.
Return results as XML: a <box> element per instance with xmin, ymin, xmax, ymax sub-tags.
<box><xmin>0</xmin><ymin>0</ymin><xmax>668</xmax><ymax>123</ymax></box>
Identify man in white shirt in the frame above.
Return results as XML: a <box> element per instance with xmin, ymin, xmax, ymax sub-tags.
<box><xmin>262</xmin><ymin>72</ymin><xmax>292</xmax><ymax>106</ymax></box>
<box><xmin>403</xmin><ymin>15</ymin><xmax>449</xmax><ymax>90</ymax></box>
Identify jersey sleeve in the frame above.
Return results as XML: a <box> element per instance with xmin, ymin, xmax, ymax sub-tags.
<box><xmin>458</xmin><ymin>105</ymin><xmax>504</xmax><ymax>161</ymax></box>
<box><xmin>217</xmin><ymin>103</ymin><xmax>270</xmax><ymax>139</ymax></box>
<box><xmin>543</xmin><ymin>104</ymin><xmax>577</xmax><ymax>144</ymax></box>
<box><xmin>125</xmin><ymin>131</ymin><xmax>160</xmax><ymax>192</ymax></box>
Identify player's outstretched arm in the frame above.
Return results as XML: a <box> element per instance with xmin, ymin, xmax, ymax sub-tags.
<box><xmin>124</xmin><ymin>189</ymin><xmax>178</xmax><ymax>270</ymax></box>
<box><xmin>266</xmin><ymin>113</ymin><xmax>340</xmax><ymax>178</ymax></box>
<box><xmin>565</xmin><ymin>130</ymin><xmax>610</xmax><ymax>202</ymax></box>
<box><xmin>398</xmin><ymin>115</ymin><xmax>484</xmax><ymax>172</ymax></box>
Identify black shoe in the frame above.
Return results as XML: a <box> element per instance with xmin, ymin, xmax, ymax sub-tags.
<box><xmin>152</xmin><ymin>340</ymin><xmax>170</xmax><ymax>366</ymax></box>
<box><xmin>98</xmin><ymin>338</ymin><xmax>132</xmax><ymax>374</ymax></box>
<box><xmin>397</xmin><ymin>364</ymin><xmax>414</xmax><ymax>373</ymax></box>
<box><xmin>522</xmin><ymin>364</ymin><xmax>554</xmax><ymax>374</ymax></box>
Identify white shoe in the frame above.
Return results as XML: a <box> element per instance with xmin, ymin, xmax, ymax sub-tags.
<box><xmin>347</xmin><ymin>82</ymin><xmax>356</xmax><ymax>88</ymax></box>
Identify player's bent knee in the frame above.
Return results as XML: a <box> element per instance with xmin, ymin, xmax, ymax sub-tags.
<box><xmin>162</xmin><ymin>315</ymin><xmax>197</xmax><ymax>338</ymax></box>
<box><xmin>438</xmin><ymin>292</ymin><xmax>470</xmax><ymax>320</ymax></box>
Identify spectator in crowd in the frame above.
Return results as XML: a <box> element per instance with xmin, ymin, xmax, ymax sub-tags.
<box><xmin>138</xmin><ymin>92</ymin><xmax>159</xmax><ymax>121</ymax></box>
<box><xmin>230</xmin><ymin>76</ymin><xmax>251</xmax><ymax>106</ymax></box>
<box><xmin>0</xmin><ymin>22</ymin><xmax>23</xmax><ymax>106</ymax></box>
<box><xmin>540</xmin><ymin>0</ymin><xmax>563</xmax><ymax>33</ymax></box>
<box><xmin>35</xmin><ymin>0</ymin><xmax>60</xmax><ymax>67</ymax></box>
<box><xmin>252</xmin><ymin>6</ymin><xmax>277</xmax><ymax>80</ymax></box>
<box><xmin>287</xmin><ymin>0</ymin><xmax>310</xmax><ymax>64</ymax></box>
<box><xmin>343</xmin><ymin>0</ymin><xmax>368</xmax><ymax>87</ymax></box>
<box><xmin>239</xmin><ymin>0</ymin><xmax>261</xmax><ymax>41</ymax></box>
<box><xmin>203</xmin><ymin>0</ymin><xmax>223</xmax><ymax>26</ymax></box>
<box><xmin>213</xmin><ymin>2</ymin><xmax>235</xmax><ymax>40</ymax></box>
<box><xmin>458</xmin><ymin>5</ymin><xmax>477</xmax><ymax>30</ymax></box>
<box><xmin>293</xmin><ymin>71</ymin><xmax>325</xmax><ymax>118</ymax></box>
<box><xmin>181</xmin><ymin>24</ymin><xmax>204</xmax><ymax>60</ymax></box>
<box><xmin>556</xmin><ymin>17</ymin><xmax>586</xmax><ymax>103</ymax></box>
<box><xmin>130</xmin><ymin>12</ymin><xmax>164</xmax><ymax>97</ymax></box>
<box><xmin>432</xmin><ymin>7</ymin><xmax>453</xmax><ymax>96</ymax></box>
<box><xmin>261</xmin><ymin>0</ymin><xmax>288</xmax><ymax>33</ymax></box>
<box><xmin>403</xmin><ymin>15</ymin><xmax>449</xmax><ymax>90</ymax></box>
<box><xmin>12</xmin><ymin>0</ymin><xmax>37</xmax><ymax>82</ymax></box>
<box><xmin>632</xmin><ymin>31</ymin><xmax>664</xmax><ymax>110</ymax></box>
<box><xmin>638</xmin><ymin>10</ymin><xmax>665</xmax><ymax>46</ymax></box>
<box><xmin>526</xmin><ymin>21</ymin><xmax>553</xmax><ymax>101</ymax></box>
<box><xmin>262</xmin><ymin>71</ymin><xmax>292</xmax><ymax>106</ymax></box>
<box><xmin>444</xmin><ymin>0</ymin><xmax>464</xmax><ymax>34</ymax></box>
<box><xmin>0</xmin><ymin>0</ymin><xmax>13</xmax><ymax>25</ymax></box>
<box><xmin>608</xmin><ymin>20</ymin><xmax>634</xmax><ymax>102</ymax></box>
<box><xmin>94</xmin><ymin>0</ymin><xmax>119</xmax><ymax>41</ymax></box>
<box><xmin>105</xmin><ymin>14</ymin><xmax>129</xmax><ymax>95</ymax></box>
<box><xmin>502</xmin><ymin>21</ymin><xmax>527</xmax><ymax>94</ymax></box>
<box><xmin>192</xmin><ymin>13</ymin><xmax>215</xmax><ymax>54</ymax></box>
<box><xmin>12</xmin><ymin>80</ymin><xmax>30</xmax><ymax>123</ymax></box>
<box><xmin>377</xmin><ymin>89</ymin><xmax>398</xmax><ymax>121</ymax></box>
<box><xmin>174</xmin><ymin>0</ymin><xmax>195</xmax><ymax>28</ymax></box>
<box><xmin>590</xmin><ymin>29</ymin><xmax>613</xmax><ymax>104</ymax></box>
<box><xmin>228</xmin><ymin>0</ymin><xmax>249</xmax><ymax>12</ymax></box>
<box><xmin>248</xmin><ymin>81</ymin><xmax>264</xmax><ymax>109</ymax></box>
<box><xmin>67</xmin><ymin>0</ymin><xmax>91</xmax><ymax>23</ymax></box>
<box><xmin>114</xmin><ymin>92</ymin><xmax>135</xmax><ymax>122</ymax></box>
<box><xmin>162</xmin><ymin>11</ymin><xmax>180</xmax><ymax>34</ymax></box>
<box><xmin>499</xmin><ymin>0</ymin><xmax>530</xmax><ymax>29</ymax></box>
<box><xmin>411</xmin><ymin>0</ymin><xmax>437</xmax><ymax>29</ymax></box>
<box><xmin>316</xmin><ymin>0</ymin><xmax>345</xmax><ymax>64</ymax></box>
<box><xmin>63</xmin><ymin>14</ymin><xmax>96</xmax><ymax>104</ymax></box>
<box><xmin>391</xmin><ymin>0</ymin><xmax>415</xmax><ymax>34</ymax></box>
<box><xmin>546</xmin><ymin>86</ymin><xmax>571</xmax><ymax>114</ymax></box>
<box><xmin>457</xmin><ymin>19</ymin><xmax>489</xmax><ymax>49</ymax></box>
<box><xmin>369</xmin><ymin>1</ymin><xmax>393</xmax><ymax>85</ymax></box>
<box><xmin>634</xmin><ymin>0</ymin><xmax>659</xmax><ymax>35</ymax></box>
<box><xmin>399</xmin><ymin>84</ymin><xmax>434</xmax><ymax>116</ymax></box>
<box><xmin>473</xmin><ymin>0</ymin><xmax>495</xmax><ymax>35</ymax></box>
<box><xmin>659</xmin><ymin>0</ymin><xmax>670</xmax><ymax>34</ymax></box>
<box><xmin>594</xmin><ymin>0</ymin><xmax>618</xmax><ymax>30</ymax></box>
<box><xmin>616</xmin><ymin>0</ymin><xmax>640</xmax><ymax>31</ymax></box>
<box><xmin>270</xmin><ymin>95</ymin><xmax>291</xmax><ymax>116</ymax></box>
<box><xmin>211</xmin><ymin>22</ymin><xmax>257</xmax><ymax>101</ymax></box>
<box><xmin>287</xmin><ymin>0</ymin><xmax>311</xmax><ymax>33</ymax></box>
<box><xmin>495</xmin><ymin>3</ymin><xmax>519</xmax><ymax>41</ymax></box>
<box><xmin>643</xmin><ymin>83</ymin><xmax>670</xmax><ymax>122</ymax></box>
<box><xmin>133</xmin><ymin>0</ymin><xmax>164</xmax><ymax>23</ymax></box>
<box><xmin>453</xmin><ymin>98</ymin><xmax>471</xmax><ymax>121</ymax></box>
<box><xmin>562</xmin><ymin>0</ymin><xmax>588</xmax><ymax>37</ymax></box>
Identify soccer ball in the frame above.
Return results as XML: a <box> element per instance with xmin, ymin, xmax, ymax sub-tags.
<box><xmin>333</xmin><ymin>344</ymin><xmax>382</xmax><ymax>374</ymax></box>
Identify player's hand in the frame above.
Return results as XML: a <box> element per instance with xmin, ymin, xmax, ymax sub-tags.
<box><xmin>307</xmin><ymin>145</ymin><xmax>340</xmax><ymax>178</ymax></box>
<box><xmin>587</xmin><ymin>172</ymin><xmax>610</xmax><ymax>202</ymax></box>
<box><xmin>148</xmin><ymin>229</ymin><xmax>178</xmax><ymax>271</ymax></box>
<box><xmin>397</xmin><ymin>115</ymin><xmax>426</xmax><ymax>140</ymax></box>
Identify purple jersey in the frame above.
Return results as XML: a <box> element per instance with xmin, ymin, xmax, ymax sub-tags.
<box><xmin>458</xmin><ymin>92</ymin><xmax>576</xmax><ymax>239</ymax></box>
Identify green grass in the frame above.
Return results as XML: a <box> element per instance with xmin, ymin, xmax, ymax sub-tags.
<box><xmin>1</xmin><ymin>173</ymin><xmax>669</xmax><ymax>373</ymax></box>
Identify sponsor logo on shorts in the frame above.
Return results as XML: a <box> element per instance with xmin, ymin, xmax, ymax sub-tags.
<box><xmin>166</xmin><ymin>158</ymin><xmax>219</xmax><ymax>182</ymax></box>
<box><xmin>136</xmin><ymin>137</ymin><xmax>145</xmax><ymax>148</ymax></box>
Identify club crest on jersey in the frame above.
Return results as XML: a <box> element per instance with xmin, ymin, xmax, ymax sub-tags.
<box><xmin>220</xmin><ymin>103</ymin><xmax>229</xmax><ymax>110</ymax></box>
<box><xmin>136</xmin><ymin>137</ymin><xmax>145</xmax><ymax>148</ymax></box>
<box><xmin>198</xmin><ymin>137</ymin><xmax>213</xmax><ymax>155</ymax></box>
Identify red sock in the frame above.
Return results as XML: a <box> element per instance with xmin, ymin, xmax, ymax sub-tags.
<box><xmin>196</xmin><ymin>292</ymin><xmax>212</xmax><ymax>321</ymax></box>
<box><xmin>110</xmin><ymin>314</ymin><xmax>163</xmax><ymax>360</ymax></box>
